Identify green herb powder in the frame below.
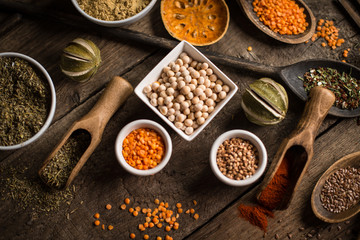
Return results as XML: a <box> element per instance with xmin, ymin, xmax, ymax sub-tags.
<box><xmin>0</xmin><ymin>57</ymin><xmax>50</xmax><ymax>146</ymax></box>
<box><xmin>40</xmin><ymin>130</ymin><xmax>91</xmax><ymax>189</ymax></box>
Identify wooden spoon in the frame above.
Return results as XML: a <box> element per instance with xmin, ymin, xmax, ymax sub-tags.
<box><xmin>257</xmin><ymin>86</ymin><xmax>336</xmax><ymax>210</ymax></box>
<box><xmin>39</xmin><ymin>76</ymin><xmax>133</xmax><ymax>189</ymax></box>
<box><xmin>237</xmin><ymin>0</ymin><xmax>316</xmax><ymax>44</ymax></box>
<box><xmin>311</xmin><ymin>151</ymin><xmax>360</xmax><ymax>223</ymax></box>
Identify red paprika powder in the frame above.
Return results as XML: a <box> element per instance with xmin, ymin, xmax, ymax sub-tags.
<box><xmin>238</xmin><ymin>156</ymin><xmax>290</xmax><ymax>232</ymax></box>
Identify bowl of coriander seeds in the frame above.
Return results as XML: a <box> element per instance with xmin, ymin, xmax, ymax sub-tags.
<box><xmin>134</xmin><ymin>41</ymin><xmax>238</xmax><ymax>141</ymax></box>
<box><xmin>71</xmin><ymin>0</ymin><xmax>158</xmax><ymax>27</ymax></box>
<box><xmin>0</xmin><ymin>52</ymin><xmax>56</xmax><ymax>150</ymax></box>
<box><xmin>209</xmin><ymin>130</ymin><xmax>267</xmax><ymax>186</ymax></box>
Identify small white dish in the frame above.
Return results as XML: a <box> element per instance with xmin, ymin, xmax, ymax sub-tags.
<box><xmin>135</xmin><ymin>40</ymin><xmax>238</xmax><ymax>141</ymax></box>
<box><xmin>71</xmin><ymin>0</ymin><xmax>158</xmax><ymax>27</ymax></box>
<box><xmin>210</xmin><ymin>130</ymin><xmax>267</xmax><ymax>187</ymax></box>
<box><xmin>115</xmin><ymin>119</ymin><xmax>172</xmax><ymax>176</ymax></box>
<box><xmin>0</xmin><ymin>52</ymin><xmax>56</xmax><ymax>151</ymax></box>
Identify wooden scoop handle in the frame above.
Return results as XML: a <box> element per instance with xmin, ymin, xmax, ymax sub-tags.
<box><xmin>83</xmin><ymin>76</ymin><xmax>133</xmax><ymax>131</ymax></box>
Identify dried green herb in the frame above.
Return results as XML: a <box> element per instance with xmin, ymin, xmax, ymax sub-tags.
<box><xmin>0</xmin><ymin>166</ymin><xmax>74</xmax><ymax>212</ymax></box>
<box><xmin>300</xmin><ymin>67</ymin><xmax>360</xmax><ymax>110</ymax></box>
<box><xmin>0</xmin><ymin>57</ymin><xmax>50</xmax><ymax>146</ymax></box>
<box><xmin>40</xmin><ymin>130</ymin><xmax>91</xmax><ymax>189</ymax></box>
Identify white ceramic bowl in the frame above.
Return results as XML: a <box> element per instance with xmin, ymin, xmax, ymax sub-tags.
<box><xmin>115</xmin><ymin>119</ymin><xmax>172</xmax><ymax>176</ymax></box>
<box><xmin>135</xmin><ymin>40</ymin><xmax>238</xmax><ymax>141</ymax></box>
<box><xmin>0</xmin><ymin>52</ymin><xmax>56</xmax><ymax>151</ymax></box>
<box><xmin>71</xmin><ymin>0</ymin><xmax>158</xmax><ymax>27</ymax></box>
<box><xmin>210</xmin><ymin>130</ymin><xmax>267</xmax><ymax>187</ymax></box>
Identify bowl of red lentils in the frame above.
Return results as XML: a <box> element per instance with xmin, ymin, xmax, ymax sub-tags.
<box><xmin>210</xmin><ymin>130</ymin><xmax>267</xmax><ymax>186</ymax></box>
<box><xmin>115</xmin><ymin>119</ymin><xmax>172</xmax><ymax>176</ymax></box>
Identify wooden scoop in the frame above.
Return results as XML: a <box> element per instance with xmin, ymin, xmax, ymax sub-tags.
<box><xmin>311</xmin><ymin>151</ymin><xmax>360</xmax><ymax>223</ymax></box>
<box><xmin>39</xmin><ymin>76</ymin><xmax>133</xmax><ymax>189</ymax></box>
<box><xmin>256</xmin><ymin>86</ymin><xmax>335</xmax><ymax>210</ymax></box>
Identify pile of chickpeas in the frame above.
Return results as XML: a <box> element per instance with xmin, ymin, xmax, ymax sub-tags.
<box><xmin>143</xmin><ymin>52</ymin><xmax>230</xmax><ymax>135</ymax></box>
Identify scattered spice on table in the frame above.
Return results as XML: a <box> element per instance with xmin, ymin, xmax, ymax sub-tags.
<box><xmin>237</xmin><ymin>156</ymin><xmax>290</xmax><ymax>232</ymax></box>
<box><xmin>77</xmin><ymin>0</ymin><xmax>151</xmax><ymax>21</ymax></box>
<box><xmin>40</xmin><ymin>129</ymin><xmax>91</xmax><ymax>189</ymax></box>
<box><xmin>216</xmin><ymin>137</ymin><xmax>259</xmax><ymax>180</ymax></box>
<box><xmin>320</xmin><ymin>166</ymin><xmax>360</xmax><ymax>213</ymax></box>
<box><xmin>92</xmin><ymin>198</ymin><xmax>199</xmax><ymax>239</ymax></box>
<box><xmin>310</xmin><ymin>19</ymin><xmax>345</xmax><ymax>50</ymax></box>
<box><xmin>0</xmin><ymin>165</ymin><xmax>74</xmax><ymax>213</ymax></box>
<box><xmin>0</xmin><ymin>56</ymin><xmax>50</xmax><ymax>146</ymax></box>
<box><xmin>122</xmin><ymin>128</ymin><xmax>165</xmax><ymax>170</ymax></box>
<box><xmin>300</xmin><ymin>67</ymin><xmax>360</xmax><ymax>110</ymax></box>
<box><xmin>252</xmin><ymin>0</ymin><xmax>308</xmax><ymax>35</ymax></box>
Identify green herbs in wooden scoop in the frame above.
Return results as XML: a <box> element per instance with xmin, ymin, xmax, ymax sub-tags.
<box><xmin>0</xmin><ymin>57</ymin><xmax>50</xmax><ymax>146</ymax></box>
<box><xmin>301</xmin><ymin>67</ymin><xmax>360</xmax><ymax>110</ymax></box>
<box><xmin>40</xmin><ymin>130</ymin><xmax>91</xmax><ymax>189</ymax></box>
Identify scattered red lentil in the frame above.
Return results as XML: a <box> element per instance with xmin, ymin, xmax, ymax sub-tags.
<box><xmin>94</xmin><ymin>213</ymin><xmax>100</xmax><ymax>219</ymax></box>
<box><xmin>144</xmin><ymin>234</ymin><xmax>150</xmax><ymax>239</ymax></box>
<box><xmin>94</xmin><ymin>220</ymin><xmax>100</xmax><ymax>226</ymax></box>
<box><xmin>125</xmin><ymin>198</ymin><xmax>131</xmax><ymax>204</ymax></box>
<box><xmin>133</xmin><ymin>211</ymin><xmax>139</xmax><ymax>217</ymax></box>
<box><xmin>120</xmin><ymin>204</ymin><xmax>127</xmax><ymax>210</ymax></box>
<box><xmin>101</xmin><ymin>224</ymin><xmax>105</xmax><ymax>230</ymax></box>
<box><xmin>122</xmin><ymin>128</ymin><xmax>165</xmax><ymax>170</ymax></box>
<box><xmin>108</xmin><ymin>225</ymin><xmax>114</xmax><ymax>230</ymax></box>
<box><xmin>130</xmin><ymin>233</ymin><xmax>136</xmax><ymax>239</ymax></box>
<box><xmin>253</xmin><ymin>0</ymin><xmax>308</xmax><ymax>35</ymax></box>
<box><xmin>193</xmin><ymin>213</ymin><xmax>199</xmax><ymax>220</ymax></box>
<box><xmin>106</xmin><ymin>204</ymin><xmax>112</xmax><ymax>210</ymax></box>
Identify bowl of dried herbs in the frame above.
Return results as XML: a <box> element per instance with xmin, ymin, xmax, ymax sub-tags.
<box><xmin>0</xmin><ymin>52</ymin><xmax>56</xmax><ymax>150</ymax></box>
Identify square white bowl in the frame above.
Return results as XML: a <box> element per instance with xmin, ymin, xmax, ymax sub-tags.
<box><xmin>135</xmin><ymin>41</ymin><xmax>238</xmax><ymax>141</ymax></box>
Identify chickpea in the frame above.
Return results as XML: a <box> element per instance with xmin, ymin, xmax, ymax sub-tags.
<box><xmin>192</xmin><ymin>96</ymin><xmax>200</xmax><ymax>105</ymax></box>
<box><xmin>180</xmin><ymin>101</ymin><xmax>189</xmax><ymax>110</ymax></box>
<box><xmin>169</xmin><ymin>61</ymin><xmax>176</xmax><ymax>68</ymax></box>
<box><xmin>184</xmin><ymin>119</ymin><xmax>193</xmax><ymax>127</ymax></box>
<box><xmin>206</xmin><ymin>68</ymin><xmax>213</xmax><ymax>75</ymax></box>
<box><xmin>222</xmin><ymin>85</ymin><xmax>230</xmax><ymax>93</ymax></box>
<box><xmin>162</xmin><ymin>77</ymin><xmax>169</xmax><ymax>83</ymax></box>
<box><xmin>150</xmin><ymin>98</ymin><xmax>157</xmax><ymax>107</ymax></box>
<box><xmin>204</xmin><ymin>79</ymin><xmax>211</xmax><ymax>88</ymax></box>
<box><xmin>159</xmin><ymin>106</ymin><xmax>168</xmax><ymax>115</ymax></box>
<box><xmin>181</xmin><ymin>85</ymin><xmax>191</xmax><ymax>95</ymax></box>
<box><xmin>176</xmin><ymin>94</ymin><xmax>185</xmax><ymax>103</ymax></box>
<box><xmin>191</xmin><ymin>79</ymin><xmax>198</xmax><ymax>85</ymax></box>
<box><xmin>157</xmin><ymin>97</ymin><xmax>164</xmax><ymax>106</ymax></box>
<box><xmin>168</xmin><ymin>108</ymin><xmax>175</xmax><ymax>116</ymax></box>
<box><xmin>168</xmin><ymin>115</ymin><xmax>175</xmax><ymax>122</ymax></box>
<box><xmin>193</xmin><ymin>123</ymin><xmax>199</xmax><ymax>129</ymax></box>
<box><xmin>171</xmin><ymin>81</ymin><xmax>178</xmax><ymax>89</ymax></box>
<box><xmin>176</xmin><ymin>114</ymin><xmax>186</xmax><ymax>123</ymax></box>
<box><xmin>185</xmin><ymin>127</ymin><xmax>194</xmax><ymax>135</ymax></box>
<box><xmin>202</xmin><ymin>112</ymin><xmax>209</xmax><ymax>119</ymax></box>
<box><xmin>167</xmin><ymin>102</ymin><xmax>173</xmax><ymax>109</ymax></box>
<box><xmin>180</xmin><ymin>66</ymin><xmax>187</xmax><ymax>72</ymax></box>
<box><xmin>174</xmin><ymin>110</ymin><xmax>181</xmax><ymax>116</ymax></box>
<box><xmin>188</xmin><ymin>67</ymin><xmax>195</xmax><ymax>72</ymax></box>
<box><xmin>190</xmin><ymin>61</ymin><xmax>198</xmax><ymax>68</ymax></box>
<box><xmin>194</xmin><ymin>103</ymin><xmax>203</xmax><ymax>112</ymax></box>
<box><xmin>150</xmin><ymin>93</ymin><xmax>158</xmax><ymax>99</ymax></box>
<box><xmin>208</xmin><ymin>106</ymin><xmax>215</xmax><ymax>113</ymax></box>
<box><xmin>173</xmin><ymin>90</ymin><xmax>180</xmax><ymax>98</ymax></box>
<box><xmin>159</xmin><ymin>91</ymin><xmax>167</xmax><ymax>98</ymax></box>
<box><xmin>163</xmin><ymin>66</ymin><xmax>171</xmax><ymax>73</ymax></box>
<box><xmin>198</xmin><ymin>76</ymin><xmax>205</xmax><ymax>85</ymax></box>
<box><xmin>199</xmin><ymin>69</ymin><xmax>206</xmax><ymax>77</ymax></box>
<box><xmin>206</xmin><ymin>98</ymin><xmax>214</xmax><ymax>107</ymax></box>
<box><xmin>167</xmin><ymin>70</ymin><xmax>175</xmax><ymax>77</ymax></box>
<box><xmin>196</xmin><ymin>62</ymin><xmax>202</xmax><ymax>70</ymax></box>
<box><xmin>186</xmin><ymin>92</ymin><xmax>194</xmax><ymax>100</ymax></box>
<box><xmin>188</xmin><ymin>112</ymin><xmax>195</xmax><ymax>120</ymax></box>
<box><xmin>184</xmin><ymin>75</ymin><xmax>192</xmax><ymax>83</ymax></box>
<box><xmin>175</xmin><ymin>122</ymin><xmax>183</xmax><ymax>129</ymax></box>
<box><xmin>201</xmin><ymin>62</ymin><xmax>209</xmax><ymax>70</ymax></box>
<box><xmin>173</xmin><ymin>102</ymin><xmax>181</xmax><ymax>111</ymax></box>
<box><xmin>175</xmin><ymin>58</ymin><xmax>183</xmax><ymax>66</ymax></box>
<box><xmin>183</xmin><ymin>108</ymin><xmax>190</xmax><ymax>115</ymax></box>
<box><xmin>214</xmin><ymin>84</ymin><xmax>222</xmax><ymax>93</ymax></box>
<box><xmin>181</xmin><ymin>55</ymin><xmax>191</xmax><ymax>64</ymax></box>
<box><xmin>169</xmin><ymin>76</ymin><xmax>177</xmax><ymax>83</ymax></box>
<box><xmin>191</xmin><ymin>71</ymin><xmax>200</xmax><ymax>79</ymax></box>
<box><xmin>164</xmin><ymin>82</ymin><xmax>171</xmax><ymax>88</ymax></box>
<box><xmin>181</xmin><ymin>70</ymin><xmax>190</xmax><ymax>77</ymax></box>
<box><xmin>197</xmin><ymin>117</ymin><xmax>205</xmax><ymax>125</ymax></box>
<box><xmin>163</xmin><ymin>96</ymin><xmax>171</xmax><ymax>105</ymax></box>
<box><xmin>199</xmin><ymin>93</ymin><xmax>207</xmax><ymax>101</ymax></box>
<box><xmin>189</xmin><ymin>84</ymin><xmax>196</xmax><ymax>91</ymax></box>
<box><xmin>178</xmin><ymin>80</ymin><xmax>186</xmax><ymax>89</ymax></box>
<box><xmin>194</xmin><ymin>111</ymin><xmax>202</xmax><ymax>118</ymax></box>
<box><xmin>146</xmin><ymin>92</ymin><xmax>152</xmax><ymax>98</ymax></box>
<box><xmin>158</xmin><ymin>84</ymin><xmax>166</xmax><ymax>92</ymax></box>
<box><xmin>194</xmin><ymin>87</ymin><xmax>204</xmax><ymax>96</ymax></box>
<box><xmin>143</xmin><ymin>85</ymin><xmax>152</xmax><ymax>94</ymax></box>
<box><xmin>211</xmin><ymin>93</ymin><xmax>217</xmax><ymax>101</ymax></box>
<box><xmin>198</xmin><ymin>84</ymin><xmax>206</xmax><ymax>91</ymax></box>
<box><xmin>202</xmin><ymin>105</ymin><xmax>209</xmax><ymax>112</ymax></box>
<box><xmin>218</xmin><ymin>91</ymin><xmax>227</xmax><ymax>100</ymax></box>
<box><xmin>209</xmin><ymin>74</ymin><xmax>217</xmax><ymax>82</ymax></box>
<box><xmin>216</xmin><ymin>80</ymin><xmax>223</xmax><ymax>86</ymax></box>
<box><xmin>166</xmin><ymin>87</ymin><xmax>175</xmax><ymax>96</ymax></box>
<box><xmin>204</xmin><ymin>88</ymin><xmax>213</xmax><ymax>97</ymax></box>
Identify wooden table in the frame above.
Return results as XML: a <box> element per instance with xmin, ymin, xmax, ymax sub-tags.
<box><xmin>1</xmin><ymin>0</ymin><xmax>359</xmax><ymax>239</ymax></box>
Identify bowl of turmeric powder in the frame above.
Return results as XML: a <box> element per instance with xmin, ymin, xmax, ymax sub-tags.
<box><xmin>71</xmin><ymin>0</ymin><xmax>158</xmax><ymax>27</ymax></box>
<box><xmin>115</xmin><ymin>119</ymin><xmax>172</xmax><ymax>176</ymax></box>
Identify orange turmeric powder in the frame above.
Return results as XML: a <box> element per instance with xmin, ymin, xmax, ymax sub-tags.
<box><xmin>122</xmin><ymin>128</ymin><xmax>165</xmax><ymax>170</ymax></box>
